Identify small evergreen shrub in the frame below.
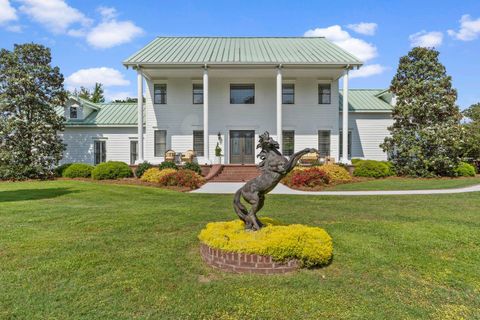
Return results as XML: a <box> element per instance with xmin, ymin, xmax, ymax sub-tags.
<box><xmin>454</xmin><ymin>162</ymin><xmax>476</xmax><ymax>177</ymax></box>
<box><xmin>135</xmin><ymin>161</ymin><xmax>153</xmax><ymax>178</ymax></box>
<box><xmin>54</xmin><ymin>163</ymin><xmax>72</xmax><ymax>177</ymax></box>
<box><xmin>351</xmin><ymin>158</ymin><xmax>364</xmax><ymax>165</ymax></box>
<box><xmin>182</xmin><ymin>162</ymin><xmax>202</xmax><ymax>175</ymax></box>
<box><xmin>321</xmin><ymin>164</ymin><xmax>352</xmax><ymax>183</ymax></box>
<box><xmin>353</xmin><ymin>160</ymin><xmax>391</xmax><ymax>178</ymax></box>
<box><xmin>283</xmin><ymin>167</ymin><xmax>330</xmax><ymax>188</ymax></box>
<box><xmin>91</xmin><ymin>161</ymin><xmax>133</xmax><ymax>180</ymax></box>
<box><xmin>62</xmin><ymin>163</ymin><xmax>94</xmax><ymax>178</ymax></box>
<box><xmin>140</xmin><ymin>168</ymin><xmax>177</xmax><ymax>183</ymax></box>
<box><xmin>198</xmin><ymin>218</ymin><xmax>333</xmax><ymax>267</ymax></box>
<box><xmin>159</xmin><ymin>161</ymin><xmax>178</xmax><ymax>171</ymax></box>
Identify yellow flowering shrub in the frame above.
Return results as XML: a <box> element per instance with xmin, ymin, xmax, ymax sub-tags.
<box><xmin>321</xmin><ymin>164</ymin><xmax>352</xmax><ymax>183</ymax></box>
<box><xmin>198</xmin><ymin>218</ymin><xmax>333</xmax><ymax>267</ymax></box>
<box><xmin>140</xmin><ymin>168</ymin><xmax>177</xmax><ymax>183</ymax></box>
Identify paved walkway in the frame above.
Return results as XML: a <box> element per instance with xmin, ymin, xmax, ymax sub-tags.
<box><xmin>191</xmin><ymin>182</ymin><xmax>480</xmax><ymax>196</ymax></box>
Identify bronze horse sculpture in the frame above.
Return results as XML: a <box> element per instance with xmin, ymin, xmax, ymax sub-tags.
<box><xmin>233</xmin><ymin>132</ymin><xmax>316</xmax><ymax>231</ymax></box>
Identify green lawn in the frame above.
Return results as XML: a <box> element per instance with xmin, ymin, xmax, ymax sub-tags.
<box><xmin>325</xmin><ymin>176</ymin><xmax>480</xmax><ymax>191</ymax></box>
<box><xmin>1</xmin><ymin>180</ymin><xmax>479</xmax><ymax>319</ymax></box>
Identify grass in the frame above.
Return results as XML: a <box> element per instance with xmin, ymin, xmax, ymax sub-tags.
<box><xmin>1</xmin><ymin>180</ymin><xmax>479</xmax><ymax>319</ymax></box>
<box><xmin>324</xmin><ymin>176</ymin><xmax>480</xmax><ymax>191</ymax></box>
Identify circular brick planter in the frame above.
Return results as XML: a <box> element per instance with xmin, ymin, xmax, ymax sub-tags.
<box><xmin>200</xmin><ymin>243</ymin><xmax>299</xmax><ymax>274</ymax></box>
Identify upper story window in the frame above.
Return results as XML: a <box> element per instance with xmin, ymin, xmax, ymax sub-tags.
<box><xmin>193</xmin><ymin>84</ymin><xmax>203</xmax><ymax>104</ymax></box>
<box><xmin>318</xmin><ymin>83</ymin><xmax>331</xmax><ymax>104</ymax></box>
<box><xmin>230</xmin><ymin>84</ymin><xmax>255</xmax><ymax>104</ymax></box>
<box><xmin>282</xmin><ymin>84</ymin><xmax>295</xmax><ymax>104</ymax></box>
<box><xmin>154</xmin><ymin>84</ymin><xmax>167</xmax><ymax>104</ymax></box>
<box><xmin>69</xmin><ymin>106</ymin><xmax>78</xmax><ymax>119</ymax></box>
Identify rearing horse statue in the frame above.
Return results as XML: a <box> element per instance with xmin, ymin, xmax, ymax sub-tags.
<box><xmin>233</xmin><ymin>131</ymin><xmax>316</xmax><ymax>231</ymax></box>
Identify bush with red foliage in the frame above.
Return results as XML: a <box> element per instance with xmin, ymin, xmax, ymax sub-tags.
<box><xmin>285</xmin><ymin>167</ymin><xmax>330</xmax><ymax>188</ymax></box>
<box><xmin>159</xmin><ymin>169</ymin><xmax>205</xmax><ymax>189</ymax></box>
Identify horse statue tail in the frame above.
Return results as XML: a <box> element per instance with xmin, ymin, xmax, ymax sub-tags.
<box><xmin>233</xmin><ymin>188</ymin><xmax>248</xmax><ymax>223</ymax></box>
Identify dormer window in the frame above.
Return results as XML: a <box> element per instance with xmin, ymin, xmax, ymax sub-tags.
<box><xmin>70</xmin><ymin>106</ymin><xmax>78</xmax><ymax>119</ymax></box>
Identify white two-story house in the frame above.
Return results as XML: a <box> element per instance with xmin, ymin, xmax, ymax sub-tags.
<box><xmin>59</xmin><ymin>37</ymin><xmax>394</xmax><ymax>166</ymax></box>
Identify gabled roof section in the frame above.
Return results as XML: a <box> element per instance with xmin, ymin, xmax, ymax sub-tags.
<box><xmin>56</xmin><ymin>101</ymin><xmax>143</xmax><ymax>126</ymax></box>
<box><xmin>123</xmin><ymin>37</ymin><xmax>363</xmax><ymax>66</ymax></box>
<box><xmin>340</xmin><ymin>89</ymin><xmax>393</xmax><ymax>113</ymax></box>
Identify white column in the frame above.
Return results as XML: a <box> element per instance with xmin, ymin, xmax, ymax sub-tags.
<box><xmin>341</xmin><ymin>69</ymin><xmax>349</xmax><ymax>164</ymax></box>
<box><xmin>137</xmin><ymin>69</ymin><xmax>144</xmax><ymax>163</ymax></box>
<box><xmin>203</xmin><ymin>67</ymin><xmax>209</xmax><ymax>163</ymax></box>
<box><xmin>276</xmin><ymin>67</ymin><xmax>282</xmax><ymax>151</ymax></box>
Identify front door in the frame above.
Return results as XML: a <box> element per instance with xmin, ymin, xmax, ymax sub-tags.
<box><xmin>230</xmin><ymin>130</ymin><xmax>255</xmax><ymax>164</ymax></box>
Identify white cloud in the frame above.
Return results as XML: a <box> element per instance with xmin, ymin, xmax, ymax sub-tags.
<box><xmin>104</xmin><ymin>90</ymin><xmax>134</xmax><ymax>102</ymax></box>
<box><xmin>409</xmin><ymin>30</ymin><xmax>443</xmax><ymax>47</ymax></box>
<box><xmin>19</xmin><ymin>0</ymin><xmax>92</xmax><ymax>34</ymax></box>
<box><xmin>350</xmin><ymin>64</ymin><xmax>387</xmax><ymax>79</ymax></box>
<box><xmin>304</xmin><ymin>25</ymin><xmax>377</xmax><ymax>62</ymax></box>
<box><xmin>65</xmin><ymin>67</ymin><xmax>130</xmax><ymax>90</ymax></box>
<box><xmin>448</xmin><ymin>14</ymin><xmax>480</xmax><ymax>41</ymax></box>
<box><xmin>346</xmin><ymin>22</ymin><xmax>377</xmax><ymax>36</ymax></box>
<box><xmin>86</xmin><ymin>20</ymin><xmax>143</xmax><ymax>49</ymax></box>
<box><xmin>5</xmin><ymin>24</ymin><xmax>22</xmax><ymax>32</ymax></box>
<box><xmin>97</xmin><ymin>6</ymin><xmax>117</xmax><ymax>20</ymax></box>
<box><xmin>0</xmin><ymin>0</ymin><xmax>17</xmax><ymax>24</ymax></box>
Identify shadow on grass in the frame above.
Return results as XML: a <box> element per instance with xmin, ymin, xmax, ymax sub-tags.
<box><xmin>0</xmin><ymin>188</ymin><xmax>75</xmax><ymax>203</ymax></box>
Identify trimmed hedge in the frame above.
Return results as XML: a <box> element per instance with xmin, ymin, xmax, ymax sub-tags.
<box><xmin>140</xmin><ymin>168</ymin><xmax>177</xmax><ymax>183</ymax></box>
<box><xmin>454</xmin><ymin>162</ymin><xmax>476</xmax><ymax>177</ymax></box>
<box><xmin>91</xmin><ymin>161</ymin><xmax>133</xmax><ymax>180</ymax></box>
<box><xmin>135</xmin><ymin>161</ymin><xmax>153</xmax><ymax>178</ymax></box>
<box><xmin>321</xmin><ymin>164</ymin><xmax>352</xmax><ymax>183</ymax></box>
<box><xmin>182</xmin><ymin>162</ymin><xmax>202</xmax><ymax>175</ymax></box>
<box><xmin>159</xmin><ymin>161</ymin><xmax>178</xmax><ymax>171</ymax></box>
<box><xmin>353</xmin><ymin>160</ymin><xmax>392</xmax><ymax>178</ymax></box>
<box><xmin>283</xmin><ymin>167</ymin><xmax>330</xmax><ymax>188</ymax></box>
<box><xmin>54</xmin><ymin>163</ymin><xmax>72</xmax><ymax>177</ymax></box>
<box><xmin>62</xmin><ymin>163</ymin><xmax>94</xmax><ymax>178</ymax></box>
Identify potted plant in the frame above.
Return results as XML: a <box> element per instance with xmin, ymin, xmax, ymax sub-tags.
<box><xmin>215</xmin><ymin>143</ymin><xmax>223</xmax><ymax>164</ymax></box>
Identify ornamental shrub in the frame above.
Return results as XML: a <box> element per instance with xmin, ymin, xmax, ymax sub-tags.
<box><xmin>182</xmin><ymin>162</ymin><xmax>202</xmax><ymax>175</ymax></box>
<box><xmin>54</xmin><ymin>163</ymin><xmax>72</xmax><ymax>177</ymax></box>
<box><xmin>284</xmin><ymin>167</ymin><xmax>330</xmax><ymax>188</ymax></box>
<box><xmin>353</xmin><ymin>160</ymin><xmax>391</xmax><ymax>178</ymax></box>
<box><xmin>140</xmin><ymin>168</ymin><xmax>177</xmax><ymax>183</ymax></box>
<box><xmin>135</xmin><ymin>161</ymin><xmax>153</xmax><ymax>178</ymax></box>
<box><xmin>91</xmin><ymin>161</ymin><xmax>133</xmax><ymax>180</ymax></box>
<box><xmin>159</xmin><ymin>169</ymin><xmax>205</xmax><ymax>189</ymax></box>
<box><xmin>159</xmin><ymin>161</ymin><xmax>178</xmax><ymax>171</ymax></box>
<box><xmin>321</xmin><ymin>164</ymin><xmax>352</xmax><ymax>183</ymax></box>
<box><xmin>351</xmin><ymin>158</ymin><xmax>363</xmax><ymax>165</ymax></box>
<box><xmin>198</xmin><ymin>218</ymin><xmax>333</xmax><ymax>267</ymax></box>
<box><xmin>62</xmin><ymin>163</ymin><xmax>94</xmax><ymax>178</ymax></box>
<box><xmin>454</xmin><ymin>162</ymin><xmax>476</xmax><ymax>177</ymax></box>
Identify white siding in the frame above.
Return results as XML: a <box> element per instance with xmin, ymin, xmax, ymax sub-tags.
<box><xmin>144</xmin><ymin>77</ymin><xmax>340</xmax><ymax>164</ymax></box>
<box><xmin>340</xmin><ymin>113</ymin><xmax>393</xmax><ymax>161</ymax></box>
<box><xmin>59</xmin><ymin>127</ymin><xmax>138</xmax><ymax>164</ymax></box>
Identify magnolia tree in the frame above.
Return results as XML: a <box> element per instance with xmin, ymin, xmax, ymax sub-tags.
<box><xmin>381</xmin><ymin>47</ymin><xmax>464</xmax><ymax>177</ymax></box>
<box><xmin>462</xmin><ymin>103</ymin><xmax>480</xmax><ymax>163</ymax></box>
<box><xmin>0</xmin><ymin>44</ymin><xmax>67</xmax><ymax>180</ymax></box>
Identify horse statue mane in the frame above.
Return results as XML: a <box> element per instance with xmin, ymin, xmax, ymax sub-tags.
<box><xmin>233</xmin><ymin>131</ymin><xmax>316</xmax><ymax>230</ymax></box>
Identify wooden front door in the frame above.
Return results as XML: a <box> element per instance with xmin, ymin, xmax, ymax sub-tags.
<box><xmin>229</xmin><ymin>130</ymin><xmax>255</xmax><ymax>164</ymax></box>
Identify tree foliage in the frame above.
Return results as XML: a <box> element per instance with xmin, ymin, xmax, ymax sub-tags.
<box><xmin>461</xmin><ymin>103</ymin><xmax>480</xmax><ymax>162</ymax></box>
<box><xmin>381</xmin><ymin>47</ymin><xmax>464</xmax><ymax>177</ymax></box>
<box><xmin>0</xmin><ymin>43</ymin><xmax>67</xmax><ymax>180</ymax></box>
<box><xmin>74</xmin><ymin>82</ymin><xmax>105</xmax><ymax>103</ymax></box>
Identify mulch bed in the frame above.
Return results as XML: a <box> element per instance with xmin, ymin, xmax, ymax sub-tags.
<box><xmin>56</xmin><ymin>177</ymin><xmax>195</xmax><ymax>192</ymax></box>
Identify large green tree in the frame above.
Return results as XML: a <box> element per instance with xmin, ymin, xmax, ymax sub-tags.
<box><xmin>381</xmin><ymin>47</ymin><xmax>464</xmax><ymax>177</ymax></box>
<box><xmin>461</xmin><ymin>103</ymin><xmax>480</xmax><ymax>162</ymax></box>
<box><xmin>0</xmin><ymin>43</ymin><xmax>67</xmax><ymax>180</ymax></box>
<box><xmin>74</xmin><ymin>83</ymin><xmax>105</xmax><ymax>103</ymax></box>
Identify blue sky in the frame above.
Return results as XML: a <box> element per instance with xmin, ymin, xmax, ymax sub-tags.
<box><xmin>1</xmin><ymin>0</ymin><xmax>479</xmax><ymax>109</ymax></box>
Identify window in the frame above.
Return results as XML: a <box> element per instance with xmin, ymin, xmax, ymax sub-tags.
<box><xmin>69</xmin><ymin>106</ymin><xmax>78</xmax><ymax>119</ymax></box>
<box><xmin>318</xmin><ymin>83</ymin><xmax>331</xmax><ymax>104</ymax></box>
<box><xmin>154</xmin><ymin>84</ymin><xmax>167</xmax><ymax>104</ymax></box>
<box><xmin>282</xmin><ymin>130</ymin><xmax>295</xmax><ymax>156</ymax></box>
<box><xmin>193</xmin><ymin>84</ymin><xmax>203</xmax><ymax>104</ymax></box>
<box><xmin>193</xmin><ymin>130</ymin><xmax>204</xmax><ymax>156</ymax></box>
<box><xmin>94</xmin><ymin>140</ymin><xmax>106</xmax><ymax>165</ymax></box>
<box><xmin>339</xmin><ymin>130</ymin><xmax>352</xmax><ymax>159</ymax></box>
<box><xmin>230</xmin><ymin>84</ymin><xmax>255</xmax><ymax>104</ymax></box>
<box><xmin>318</xmin><ymin>130</ymin><xmax>331</xmax><ymax>158</ymax></box>
<box><xmin>130</xmin><ymin>140</ymin><xmax>138</xmax><ymax>165</ymax></box>
<box><xmin>154</xmin><ymin>130</ymin><xmax>167</xmax><ymax>157</ymax></box>
<box><xmin>282</xmin><ymin>84</ymin><xmax>295</xmax><ymax>104</ymax></box>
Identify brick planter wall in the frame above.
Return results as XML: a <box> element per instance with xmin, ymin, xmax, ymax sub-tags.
<box><xmin>200</xmin><ymin>243</ymin><xmax>299</xmax><ymax>274</ymax></box>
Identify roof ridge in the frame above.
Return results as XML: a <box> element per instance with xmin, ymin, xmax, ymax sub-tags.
<box><xmin>154</xmin><ymin>36</ymin><xmax>326</xmax><ymax>39</ymax></box>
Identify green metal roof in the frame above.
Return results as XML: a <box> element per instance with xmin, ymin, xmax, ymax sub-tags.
<box><xmin>340</xmin><ymin>89</ymin><xmax>393</xmax><ymax>112</ymax></box>
<box><xmin>123</xmin><ymin>37</ymin><xmax>362</xmax><ymax>66</ymax></box>
<box><xmin>56</xmin><ymin>100</ymin><xmax>142</xmax><ymax>126</ymax></box>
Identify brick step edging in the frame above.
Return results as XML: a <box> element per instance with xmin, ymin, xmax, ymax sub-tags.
<box><xmin>200</xmin><ymin>243</ymin><xmax>299</xmax><ymax>274</ymax></box>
